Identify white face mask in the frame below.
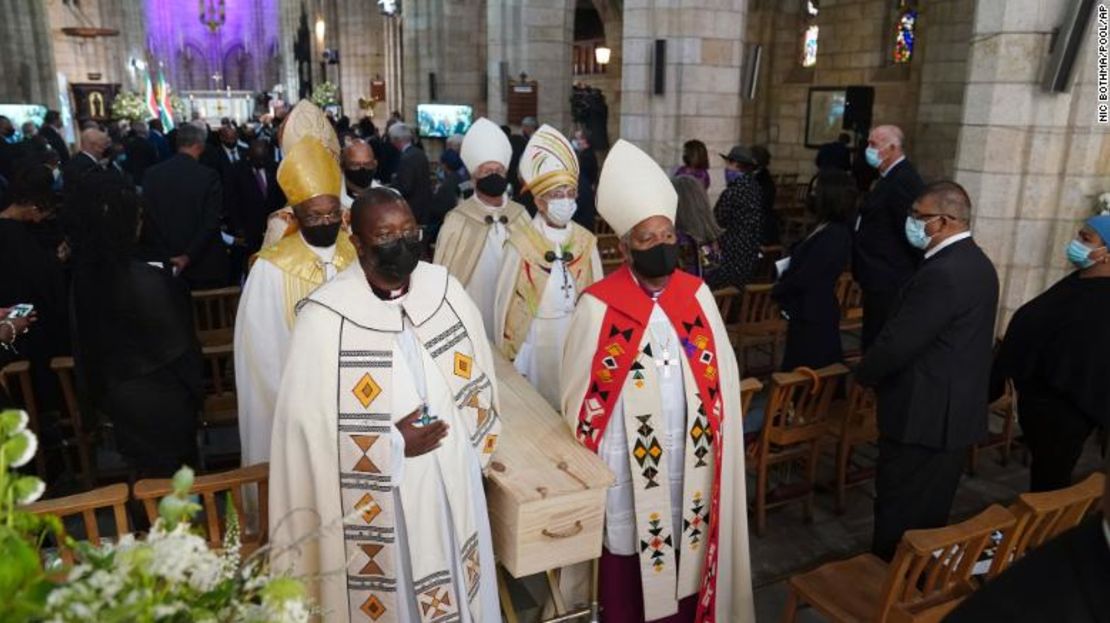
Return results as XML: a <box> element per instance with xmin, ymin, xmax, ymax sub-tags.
<box><xmin>545</xmin><ymin>198</ymin><xmax>577</xmax><ymax>226</ymax></box>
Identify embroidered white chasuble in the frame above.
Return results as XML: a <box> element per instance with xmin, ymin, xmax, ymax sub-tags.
<box><xmin>269</xmin><ymin>261</ymin><xmax>501</xmax><ymax>623</ymax></box>
<box><xmin>560</xmin><ymin>268</ymin><xmax>755</xmax><ymax>623</ymax></box>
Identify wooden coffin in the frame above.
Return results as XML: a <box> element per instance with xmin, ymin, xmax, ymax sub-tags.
<box><xmin>486</xmin><ymin>352</ymin><xmax>614</xmax><ymax>578</ymax></box>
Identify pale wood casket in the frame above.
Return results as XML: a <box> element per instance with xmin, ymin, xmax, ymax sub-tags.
<box><xmin>486</xmin><ymin>352</ymin><xmax>614</xmax><ymax>578</ymax></box>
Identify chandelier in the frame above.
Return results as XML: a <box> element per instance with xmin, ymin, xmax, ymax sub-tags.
<box><xmin>199</xmin><ymin>0</ymin><xmax>227</xmax><ymax>33</ymax></box>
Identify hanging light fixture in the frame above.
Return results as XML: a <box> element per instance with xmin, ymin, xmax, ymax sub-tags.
<box><xmin>315</xmin><ymin>18</ymin><xmax>326</xmax><ymax>42</ymax></box>
<box><xmin>595</xmin><ymin>46</ymin><xmax>612</xmax><ymax>66</ymax></box>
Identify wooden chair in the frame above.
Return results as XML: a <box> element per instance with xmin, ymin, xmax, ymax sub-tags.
<box><xmin>197</xmin><ymin>342</ymin><xmax>238</xmax><ymax>468</ymax></box>
<box><xmin>753</xmin><ymin>245</ymin><xmax>785</xmax><ymax>284</ymax></box>
<box><xmin>967</xmin><ymin>381</ymin><xmax>1018</xmax><ymax>476</ymax></box>
<box><xmin>596</xmin><ymin>233</ymin><xmax>623</xmax><ymax>275</ymax></box>
<box><xmin>50</xmin><ymin>357</ymin><xmax>97</xmax><ymax>487</ymax></box>
<box><xmin>0</xmin><ymin>360</ymin><xmax>45</xmax><ymax>476</ymax></box>
<box><xmin>987</xmin><ymin>472</ymin><xmax>1106</xmax><ymax>579</ymax></box>
<box><xmin>192</xmin><ymin>286</ymin><xmax>241</xmax><ymax>348</ymax></box>
<box><xmin>25</xmin><ymin>483</ymin><xmax>130</xmax><ymax>564</ymax></box>
<box><xmin>735</xmin><ymin>284</ymin><xmax>787</xmax><ymax>377</ymax></box>
<box><xmin>133</xmin><ymin>462</ymin><xmax>269</xmax><ymax>558</ymax></box>
<box><xmin>782</xmin><ymin>504</ymin><xmax>1017</xmax><ymax>623</ymax></box>
<box><xmin>593</xmin><ymin>219</ymin><xmax>615</xmax><ymax>236</ymax></box>
<box><xmin>740</xmin><ymin>377</ymin><xmax>764</xmax><ymax>418</ymax></box>
<box><xmin>749</xmin><ymin>364</ymin><xmax>849</xmax><ymax>535</ymax></box>
<box><xmin>827</xmin><ymin>383</ymin><xmax>878</xmax><ymax>514</ymax></box>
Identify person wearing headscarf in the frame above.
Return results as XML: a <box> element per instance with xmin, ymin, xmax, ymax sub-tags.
<box><xmin>433</xmin><ymin>118</ymin><xmax>531</xmax><ymax>337</ymax></box>
<box><xmin>672</xmin><ymin>175</ymin><xmax>724</xmax><ymax>280</ymax></box>
<box><xmin>492</xmin><ymin>125</ymin><xmax>602</xmax><ymax>408</ymax></box>
<box><xmin>234</xmin><ymin>107</ymin><xmax>357</xmax><ymax>468</ymax></box>
<box><xmin>561</xmin><ymin>140</ymin><xmax>755</xmax><ymax>623</ymax></box>
<box><xmin>993</xmin><ymin>214</ymin><xmax>1110</xmax><ymax>492</ymax></box>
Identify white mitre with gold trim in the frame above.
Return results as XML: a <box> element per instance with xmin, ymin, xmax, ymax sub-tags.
<box><xmin>596</xmin><ymin>139</ymin><xmax>677</xmax><ymax>237</ymax></box>
<box><xmin>519</xmin><ymin>124</ymin><xmax>579</xmax><ymax>198</ymax></box>
<box><xmin>461</xmin><ymin>117</ymin><xmax>512</xmax><ymax>172</ymax></box>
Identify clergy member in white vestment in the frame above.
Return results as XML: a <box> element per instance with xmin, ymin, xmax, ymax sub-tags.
<box><xmin>493</xmin><ymin>124</ymin><xmax>602</xmax><ymax>408</ymax></box>
<box><xmin>433</xmin><ymin>118</ymin><xmax>530</xmax><ymax>337</ymax></box>
<box><xmin>269</xmin><ymin>187</ymin><xmax>501</xmax><ymax>623</ymax></box>
<box><xmin>234</xmin><ymin>125</ymin><xmax>357</xmax><ymax>468</ymax></box>
<box><xmin>561</xmin><ymin>140</ymin><xmax>754</xmax><ymax>623</ymax></box>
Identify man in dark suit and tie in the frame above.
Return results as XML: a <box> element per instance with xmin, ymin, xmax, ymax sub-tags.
<box><xmin>853</xmin><ymin>124</ymin><xmax>926</xmax><ymax>350</ymax></box>
<box><xmin>202</xmin><ymin>125</ymin><xmax>247</xmax><ymax>183</ymax></box>
<box><xmin>387</xmin><ymin>123</ymin><xmax>434</xmax><ymax>225</ymax></box>
<box><xmin>225</xmin><ymin>139</ymin><xmax>285</xmax><ymax>257</ymax></box>
<box><xmin>857</xmin><ymin>181</ymin><xmax>999</xmax><ymax>561</ymax></box>
<box><xmin>59</xmin><ymin>128</ymin><xmax>114</xmax><ymax>246</ymax></box>
<box><xmin>139</xmin><ymin>123</ymin><xmax>227</xmax><ymax>290</ymax></box>
<box><xmin>38</xmin><ymin>111</ymin><xmax>70</xmax><ymax>165</ymax></box>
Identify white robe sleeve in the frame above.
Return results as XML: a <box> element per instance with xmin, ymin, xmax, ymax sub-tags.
<box><xmin>694</xmin><ymin>285</ymin><xmax>755</xmax><ymax>623</ymax></box>
<box><xmin>267</xmin><ymin>302</ymin><xmax>348</xmax><ymax>611</ymax></box>
<box><xmin>492</xmin><ymin>242</ymin><xmax>523</xmax><ymax>356</ymax></box>
<box><xmin>234</xmin><ymin>258</ymin><xmax>293</xmax><ymax>467</ymax></box>
<box><xmin>433</xmin><ymin>210</ymin><xmax>462</xmax><ymax>268</ymax></box>
<box><xmin>559</xmin><ymin>293</ymin><xmax>607</xmax><ymax>432</ymax></box>
<box><xmin>261</xmin><ymin>208</ymin><xmax>293</xmax><ymax>249</ymax></box>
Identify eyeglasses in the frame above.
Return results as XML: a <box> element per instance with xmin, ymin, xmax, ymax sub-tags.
<box><xmin>909</xmin><ymin>211</ymin><xmax>944</xmax><ymax>221</ymax></box>
<box><xmin>301</xmin><ymin>211</ymin><xmax>343</xmax><ymax>226</ymax></box>
<box><xmin>546</xmin><ymin>189</ymin><xmax>578</xmax><ymax>200</ymax></box>
<box><xmin>371</xmin><ymin>228</ymin><xmax>424</xmax><ymax>246</ymax></box>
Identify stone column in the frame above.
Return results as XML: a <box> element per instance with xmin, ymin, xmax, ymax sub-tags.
<box><xmin>955</xmin><ymin>0</ymin><xmax>1110</xmax><ymax>327</ymax></box>
<box><xmin>402</xmin><ymin>0</ymin><xmax>486</xmax><ymax>122</ymax></box>
<box><xmin>0</xmin><ymin>0</ymin><xmax>57</xmax><ymax>105</ymax></box>
<box><xmin>384</xmin><ymin>16</ymin><xmax>404</xmax><ymax>116</ymax></box>
<box><xmin>336</xmin><ymin>1</ymin><xmax>386</xmax><ymax>118</ymax></box>
<box><xmin>619</xmin><ymin>1</ymin><xmax>749</xmax><ymax>192</ymax></box>
<box><xmin>486</xmin><ymin>0</ymin><xmax>575</xmax><ymax>130</ymax></box>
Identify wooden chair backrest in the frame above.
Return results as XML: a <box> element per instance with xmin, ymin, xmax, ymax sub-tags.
<box><xmin>200</xmin><ymin>343</ymin><xmax>237</xmax><ymax>426</ymax></box>
<box><xmin>835</xmin><ymin>273</ymin><xmax>864</xmax><ymax>320</ymax></box>
<box><xmin>26</xmin><ymin>483</ymin><xmax>130</xmax><ymax>564</ymax></box>
<box><xmin>596</xmin><ymin>234</ymin><xmax>623</xmax><ymax>274</ymax></box>
<box><xmin>838</xmin><ymin>382</ymin><xmax>877</xmax><ymax>443</ymax></box>
<box><xmin>594</xmin><ymin>219</ymin><xmax>615</xmax><ymax>236</ymax></box>
<box><xmin>990</xmin><ymin>472</ymin><xmax>1105</xmax><ymax>576</ymax></box>
<box><xmin>713</xmin><ymin>286</ymin><xmax>742</xmax><ymax>326</ymax></box>
<box><xmin>740</xmin><ymin>377</ymin><xmax>764</xmax><ymax>415</ymax></box>
<box><xmin>192</xmin><ymin>287</ymin><xmax>241</xmax><ymax>347</ymax></box>
<box><xmin>1</xmin><ymin>360</ymin><xmax>45</xmax><ymax>475</ymax></box>
<box><xmin>878</xmin><ymin>504</ymin><xmax>1016</xmax><ymax>623</ymax></box>
<box><xmin>133</xmin><ymin>463</ymin><xmax>269</xmax><ymax>552</ymax></box>
<box><xmin>762</xmin><ymin>364</ymin><xmax>848</xmax><ymax>447</ymax></box>
<box><xmin>738</xmin><ymin>284</ymin><xmax>784</xmax><ymax>335</ymax></box>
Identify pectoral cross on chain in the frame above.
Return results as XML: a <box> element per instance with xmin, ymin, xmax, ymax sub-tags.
<box><xmin>655</xmin><ymin>346</ymin><xmax>678</xmax><ymax>378</ymax></box>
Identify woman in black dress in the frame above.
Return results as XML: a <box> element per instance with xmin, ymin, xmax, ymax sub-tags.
<box><xmin>993</xmin><ymin>215</ymin><xmax>1110</xmax><ymax>492</ymax></box>
<box><xmin>772</xmin><ymin>169</ymin><xmax>856</xmax><ymax>370</ymax></box>
<box><xmin>69</xmin><ymin>171</ymin><xmax>203</xmax><ymax>477</ymax></box>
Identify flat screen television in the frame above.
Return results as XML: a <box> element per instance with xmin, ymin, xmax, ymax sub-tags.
<box><xmin>0</xmin><ymin>104</ymin><xmax>47</xmax><ymax>141</ymax></box>
<box><xmin>416</xmin><ymin>104</ymin><xmax>473</xmax><ymax>138</ymax></box>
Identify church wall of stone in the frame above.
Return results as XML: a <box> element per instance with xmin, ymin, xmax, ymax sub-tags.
<box><xmin>955</xmin><ymin>0</ymin><xmax>1110</xmax><ymax>329</ymax></box>
<box><xmin>334</xmin><ymin>0</ymin><xmax>387</xmax><ymax>121</ymax></box>
<box><xmin>403</xmin><ymin>0</ymin><xmax>488</xmax><ymax>125</ymax></box>
<box><xmin>0</xmin><ymin>0</ymin><xmax>56</xmax><ymax>106</ymax></box>
<box><xmin>48</xmin><ymin>0</ymin><xmax>147</xmax><ymax>95</ymax></box>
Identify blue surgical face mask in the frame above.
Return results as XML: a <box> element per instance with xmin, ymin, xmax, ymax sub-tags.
<box><xmin>865</xmin><ymin>146</ymin><xmax>882</xmax><ymax>168</ymax></box>
<box><xmin>1066</xmin><ymin>239</ymin><xmax>1102</xmax><ymax>269</ymax></box>
<box><xmin>725</xmin><ymin>169</ymin><xmax>745</xmax><ymax>184</ymax></box>
<box><xmin>904</xmin><ymin>215</ymin><xmax>937</xmax><ymax>250</ymax></box>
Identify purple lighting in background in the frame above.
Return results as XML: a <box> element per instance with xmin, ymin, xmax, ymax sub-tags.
<box><xmin>144</xmin><ymin>0</ymin><xmax>280</xmax><ymax>92</ymax></box>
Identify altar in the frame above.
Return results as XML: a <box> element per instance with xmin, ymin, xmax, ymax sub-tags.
<box><xmin>182</xmin><ymin>90</ymin><xmax>256</xmax><ymax>124</ymax></box>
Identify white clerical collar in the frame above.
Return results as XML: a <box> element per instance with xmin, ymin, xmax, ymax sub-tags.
<box><xmin>535</xmin><ymin>215</ymin><xmax>570</xmax><ymax>243</ymax></box>
<box><xmin>880</xmin><ymin>155</ymin><xmax>906</xmax><ymax>177</ymax></box>
<box><xmin>478</xmin><ymin>194</ymin><xmax>507</xmax><ymax>212</ymax></box>
<box><xmin>924</xmin><ymin>231</ymin><xmax>972</xmax><ymax>260</ymax></box>
<box><xmin>300</xmin><ymin>231</ymin><xmax>338</xmax><ymax>261</ymax></box>
<box><xmin>305</xmin><ymin>261</ymin><xmax>449</xmax><ymax>331</ymax></box>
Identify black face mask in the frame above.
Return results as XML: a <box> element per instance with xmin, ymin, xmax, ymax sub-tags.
<box><xmin>301</xmin><ymin>222</ymin><xmax>342</xmax><ymax>248</ymax></box>
<box><xmin>631</xmin><ymin>242</ymin><xmax>679</xmax><ymax>279</ymax></box>
<box><xmin>345</xmin><ymin>168</ymin><xmax>376</xmax><ymax>189</ymax></box>
<box><xmin>371</xmin><ymin>238</ymin><xmax>423</xmax><ymax>281</ymax></box>
<box><xmin>475</xmin><ymin>173</ymin><xmax>509</xmax><ymax>197</ymax></box>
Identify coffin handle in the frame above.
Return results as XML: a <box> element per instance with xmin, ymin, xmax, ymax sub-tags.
<box><xmin>542</xmin><ymin>520</ymin><xmax>584</xmax><ymax>539</ymax></box>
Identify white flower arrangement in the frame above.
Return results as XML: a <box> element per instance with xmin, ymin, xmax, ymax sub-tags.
<box><xmin>110</xmin><ymin>91</ymin><xmax>149</xmax><ymax>122</ymax></box>
<box><xmin>0</xmin><ymin>409</ymin><xmax>313</xmax><ymax>623</ymax></box>
<box><xmin>311</xmin><ymin>81</ymin><xmax>340</xmax><ymax>108</ymax></box>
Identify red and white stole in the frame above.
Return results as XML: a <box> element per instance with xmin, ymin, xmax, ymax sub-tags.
<box><xmin>575</xmin><ymin>266</ymin><xmax>726</xmax><ymax>622</ymax></box>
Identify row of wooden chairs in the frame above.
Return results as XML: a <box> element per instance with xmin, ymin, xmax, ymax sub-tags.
<box><xmin>24</xmin><ymin>463</ymin><xmax>269</xmax><ymax>564</ymax></box>
<box><xmin>782</xmin><ymin>471</ymin><xmax>1105</xmax><ymax>622</ymax></box>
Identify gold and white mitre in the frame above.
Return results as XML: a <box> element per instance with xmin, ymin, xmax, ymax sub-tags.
<box><xmin>277</xmin><ymin>137</ymin><xmax>342</xmax><ymax>206</ymax></box>
<box><xmin>280</xmin><ymin>100</ymin><xmax>340</xmax><ymax>162</ymax></box>
<box><xmin>460</xmin><ymin>117</ymin><xmax>512</xmax><ymax>172</ymax></box>
<box><xmin>519</xmin><ymin>124</ymin><xmax>579</xmax><ymax>198</ymax></box>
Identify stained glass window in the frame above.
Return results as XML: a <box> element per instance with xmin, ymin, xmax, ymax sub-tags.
<box><xmin>801</xmin><ymin>1</ymin><xmax>819</xmax><ymax>67</ymax></box>
<box><xmin>893</xmin><ymin>1</ymin><xmax>918</xmax><ymax>64</ymax></box>
<box><xmin>803</xmin><ymin>26</ymin><xmax>820</xmax><ymax>67</ymax></box>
